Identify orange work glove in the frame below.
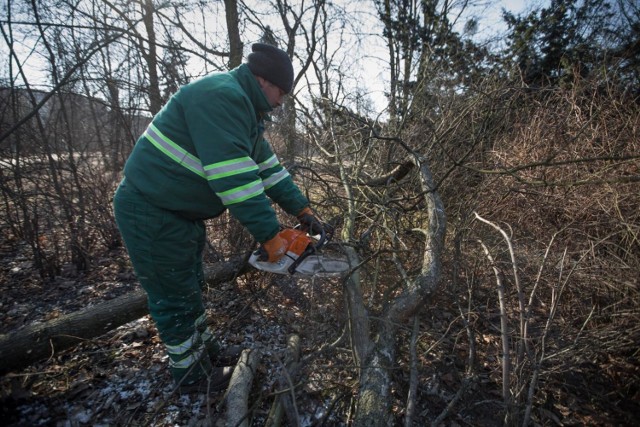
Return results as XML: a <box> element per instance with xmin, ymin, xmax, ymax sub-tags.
<box><xmin>297</xmin><ymin>207</ymin><xmax>323</xmax><ymax>235</ymax></box>
<box><xmin>263</xmin><ymin>233</ymin><xmax>287</xmax><ymax>262</ymax></box>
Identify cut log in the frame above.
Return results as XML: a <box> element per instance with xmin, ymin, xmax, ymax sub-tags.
<box><xmin>0</xmin><ymin>257</ymin><xmax>248</xmax><ymax>374</ymax></box>
<box><xmin>225</xmin><ymin>348</ymin><xmax>260</xmax><ymax>427</ymax></box>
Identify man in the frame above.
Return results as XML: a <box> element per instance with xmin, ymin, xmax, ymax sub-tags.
<box><xmin>113</xmin><ymin>43</ymin><xmax>317</xmax><ymax>393</ymax></box>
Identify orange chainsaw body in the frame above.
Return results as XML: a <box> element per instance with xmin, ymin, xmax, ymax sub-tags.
<box><xmin>278</xmin><ymin>228</ymin><xmax>313</xmax><ymax>258</ymax></box>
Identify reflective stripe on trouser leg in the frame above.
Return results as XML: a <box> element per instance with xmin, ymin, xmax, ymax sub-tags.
<box><xmin>196</xmin><ymin>310</ymin><xmax>220</xmax><ymax>359</ymax></box>
<box><xmin>165</xmin><ymin>313</ymin><xmax>213</xmax><ymax>385</ymax></box>
<box><xmin>113</xmin><ymin>178</ymin><xmax>213</xmax><ymax>384</ymax></box>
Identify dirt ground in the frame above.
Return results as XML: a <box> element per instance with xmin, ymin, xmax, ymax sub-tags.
<box><xmin>0</xmin><ymin>242</ymin><xmax>366</xmax><ymax>426</ymax></box>
<box><xmin>1</xmin><ymin>238</ymin><xmax>638</xmax><ymax>426</ymax></box>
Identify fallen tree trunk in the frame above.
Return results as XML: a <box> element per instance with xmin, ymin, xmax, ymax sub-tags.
<box><xmin>0</xmin><ymin>257</ymin><xmax>248</xmax><ymax>375</ymax></box>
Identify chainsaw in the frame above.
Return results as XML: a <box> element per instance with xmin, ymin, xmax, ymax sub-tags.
<box><xmin>249</xmin><ymin>225</ymin><xmax>350</xmax><ymax>277</ymax></box>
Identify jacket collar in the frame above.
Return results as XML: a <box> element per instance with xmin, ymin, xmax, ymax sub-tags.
<box><xmin>231</xmin><ymin>64</ymin><xmax>272</xmax><ymax>115</ymax></box>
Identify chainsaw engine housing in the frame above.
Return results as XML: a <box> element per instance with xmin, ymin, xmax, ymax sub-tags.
<box><xmin>248</xmin><ymin>227</ymin><xmax>349</xmax><ymax>276</ymax></box>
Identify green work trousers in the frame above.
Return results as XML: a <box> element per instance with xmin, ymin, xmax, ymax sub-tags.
<box><xmin>113</xmin><ymin>178</ymin><xmax>219</xmax><ymax>385</ymax></box>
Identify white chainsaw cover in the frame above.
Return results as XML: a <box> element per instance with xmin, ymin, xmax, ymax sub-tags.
<box><xmin>249</xmin><ymin>251</ymin><xmax>349</xmax><ymax>277</ymax></box>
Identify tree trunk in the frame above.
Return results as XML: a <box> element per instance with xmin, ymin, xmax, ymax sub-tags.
<box><xmin>352</xmin><ymin>158</ymin><xmax>446</xmax><ymax>426</ymax></box>
<box><xmin>353</xmin><ymin>328</ymin><xmax>396</xmax><ymax>426</ymax></box>
<box><xmin>0</xmin><ymin>257</ymin><xmax>248</xmax><ymax>374</ymax></box>
<box><xmin>224</xmin><ymin>0</ymin><xmax>243</xmax><ymax>69</ymax></box>
<box><xmin>141</xmin><ymin>0</ymin><xmax>162</xmax><ymax>114</ymax></box>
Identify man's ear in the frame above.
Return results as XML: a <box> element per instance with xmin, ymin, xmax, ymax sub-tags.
<box><xmin>255</xmin><ymin>75</ymin><xmax>267</xmax><ymax>89</ymax></box>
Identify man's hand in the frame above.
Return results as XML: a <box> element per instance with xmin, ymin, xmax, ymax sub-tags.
<box><xmin>297</xmin><ymin>207</ymin><xmax>323</xmax><ymax>235</ymax></box>
<box><xmin>263</xmin><ymin>234</ymin><xmax>287</xmax><ymax>262</ymax></box>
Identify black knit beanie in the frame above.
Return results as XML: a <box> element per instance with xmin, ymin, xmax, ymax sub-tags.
<box><xmin>247</xmin><ymin>43</ymin><xmax>294</xmax><ymax>94</ymax></box>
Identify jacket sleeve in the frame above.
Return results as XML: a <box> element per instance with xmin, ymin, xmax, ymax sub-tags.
<box><xmin>254</xmin><ymin>138</ymin><xmax>309</xmax><ymax>217</ymax></box>
<box><xmin>182</xmin><ymin>86</ymin><xmax>281</xmax><ymax>243</ymax></box>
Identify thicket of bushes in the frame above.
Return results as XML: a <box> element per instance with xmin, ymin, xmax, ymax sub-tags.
<box><xmin>428</xmin><ymin>75</ymin><xmax>639</xmax><ymax>423</ymax></box>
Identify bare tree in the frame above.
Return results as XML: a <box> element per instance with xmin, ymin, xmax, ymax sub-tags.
<box><xmin>224</xmin><ymin>0</ymin><xmax>243</xmax><ymax>68</ymax></box>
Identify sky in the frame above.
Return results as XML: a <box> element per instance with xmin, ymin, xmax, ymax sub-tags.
<box><xmin>479</xmin><ymin>0</ymin><xmax>530</xmax><ymax>28</ymax></box>
<box><xmin>474</xmin><ymin>0</ymin><xmax>546</xmax><ymax>38</ymax></box>
<box><xmin>0</xmin><ymin>0</ymin><xmax>549</xmax><ymax>115</ymax></box>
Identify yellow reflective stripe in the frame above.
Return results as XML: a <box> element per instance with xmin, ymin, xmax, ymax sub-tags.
<box><xmin>204</xmin><ymin>157</ymin><xmax>259</xmax><ymax>180</ymax></box>
<box><xmin>169</xmin><ymin>347</ymin><xmax>205</xmax><ymax>369</ymax></box>
<box><xmin>144</xmin><ymin>124</ymin><xmax>205</xmax><ymax>178</ymax></box>
<box><xmin>202</xmin><ymin>328</ymin><xmax>213</xmax><ymax>344</ymax></box>
<box><xmin>263</xmin><ymin>169</ymin><xmax>290</xmax><ymax>189</ymax></box>
<box><xmin>166</xmin><ymin>333</ymin><xmax>198</xmax><ymax>355</ymax></box>
<box><xmin>258</xmin><ymin>155</ymin><xmax>279</xmax><ymax>172</ymax></box>
<box><xmin>144</xmin><ymin>124</ymin><xmax>277</xmax><ymax>201</ymax></box>
<box><xmin>195</xmin><ymin>313</ymin><xmax>207</xmax><ymax>328</ymax></box>
<box><xmin>216</xmin><ymin>179</ymin><xmax>264</xmax><ymax>205</ymax></box>
<box><xmin>166</xmin><ymin>313</ymin><xmax>207</xmax><ymax>355</ymax></box>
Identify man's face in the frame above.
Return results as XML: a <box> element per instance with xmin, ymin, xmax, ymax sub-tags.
<box><xmin>257</xmin><ymin>76</ymin><xmax>286</xmax><ymax>108</ymax></box>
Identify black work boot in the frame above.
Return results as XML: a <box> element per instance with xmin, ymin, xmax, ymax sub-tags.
<box><xmin>212</xmin><ymin>345</ymin><xmax>243</xmax><ymax>366</ymax></box>
<box><xmin>179</xmin><ymin>366</ymin><xmax>234</xmax><ymax>394</ymax></box>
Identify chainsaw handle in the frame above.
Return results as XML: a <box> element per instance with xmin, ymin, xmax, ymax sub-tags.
<box><xmin>254</xmin><ymin>246</ymin><xmax>268</xmax><ymax>262</ymax></box>
<box><xmin>302</xmin><ymin>221</ymin><xmax>333</xmax><ymax>251</ymax></box>
<box><xmin>311</xmin><ymin>227</ymin><xmax>327</xmax><ymax>250</ymax></box>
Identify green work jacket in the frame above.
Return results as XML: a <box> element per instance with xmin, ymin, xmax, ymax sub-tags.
<box><xmin>123</xmin><ymin>64</ymin><xmax>309</xmax><ymax>242</ymax></box>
